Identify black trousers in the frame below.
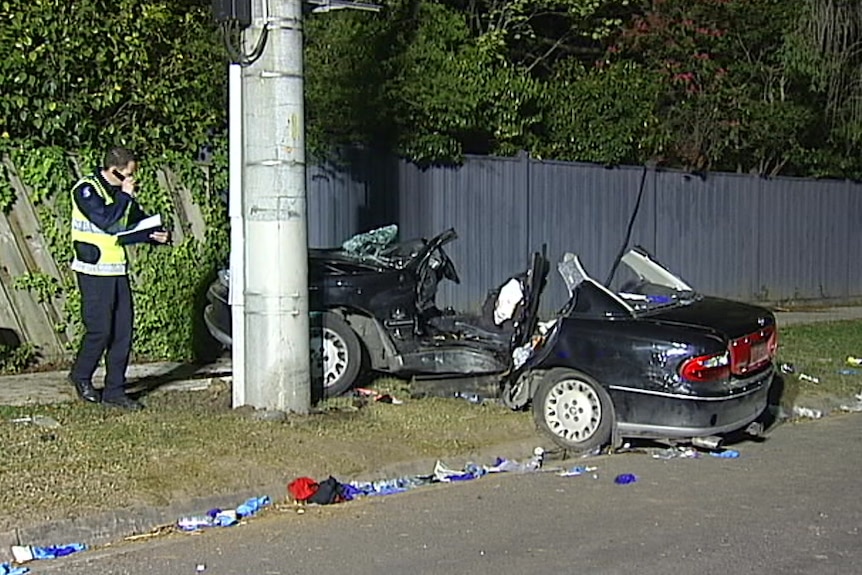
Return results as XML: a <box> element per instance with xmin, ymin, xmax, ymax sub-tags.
<box><xmin>70</xmin><ymin>273</ymin><xmax>133</xmax><ymax>400</ymax></box>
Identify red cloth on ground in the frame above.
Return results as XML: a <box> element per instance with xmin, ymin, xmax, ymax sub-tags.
<box><xmin>288</xmin><ymin>477</ymin><xmax>319</xmax><ymax>502</ymax></box>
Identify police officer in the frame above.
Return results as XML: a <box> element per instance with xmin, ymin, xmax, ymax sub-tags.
<box><xmin>67</xmin><ymin>147</ymin><xmax>170</xmax><ymax>410</ymax></box>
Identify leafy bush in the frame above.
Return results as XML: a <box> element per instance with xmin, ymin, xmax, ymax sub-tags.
<box><xmin>0</xmin><ymin>1</ymin><xmax>230</xmax><ymax>364</ymax></box>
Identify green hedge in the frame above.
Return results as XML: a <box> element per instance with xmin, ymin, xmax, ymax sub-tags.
<box><xmin>0</xmin><ymin>1</ymin><xmax>231</xmax><ymax>365</ymax></box>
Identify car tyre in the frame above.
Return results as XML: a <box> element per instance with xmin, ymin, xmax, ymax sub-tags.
<box><xmin>310</xmin><ymin>312</ymin><xmax>362</xmax><ymax>399</ymax></box>
<box><xmin>532</xmin><ymin>368</ymin><xmax>614</xmax><ymax>453</ymax></box>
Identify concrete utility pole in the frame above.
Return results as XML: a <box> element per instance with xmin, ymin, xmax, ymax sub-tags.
<box><xmin>240</xmin><ymin>0</ymin><xmax>310</xmax><ymax>413</ymax></box>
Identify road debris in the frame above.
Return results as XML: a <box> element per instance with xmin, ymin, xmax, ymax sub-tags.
<box><xmin>0</xmin><ymin>562</ymin><xmax>28</xmax><ymax>575</ymax></box>
<box><xmin>11</xmin><ymin>543</ymin><xmax>86</xmax><ymax>563</ymax></box>
<box><xmin>792</xmin><ymin>406</ymin><xmax>824</xmax><ymax>419</ymax></box>
<box><xmin>9</xmin><ymin>415</ymin><xmax>61</xmax><ymax>428</ymax></box>
<box><xmin>709</xmin><ymin>449</ymin><xmax>740</xmax><ymax>459</ymax></box>
<box><xmin>355</xmin><ymin>387</ymin><xmax>404</xmax><ymax>405</ymax></box>
<box><xmin>779</xmin><ymin>363</ymin><xmax>796</xmax><ymax>374</ymax></box>
<box><xmin>558</xmin><ymin>465</ymin><xmax>598</xmax><ymax>477</ymax></box>
<box><xmin>839</xmin><ymin>392</ymin><xmax>862</xmax><ymax>413</ymax></box>
<box><xmin>651</xmin><ymin>446</ymin><xmax>701</xmax><ymax>460</ymax></box>
<box><xmin>177</xmin><ymin>496</ymin><xmax>270</xmax><ymax>531</ymax></box>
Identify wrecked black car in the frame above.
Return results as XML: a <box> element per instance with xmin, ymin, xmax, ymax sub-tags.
<box><xmin>204</xmin><ymin>227</ymin><xmax>777</xmax><ymax>453</ymax></box>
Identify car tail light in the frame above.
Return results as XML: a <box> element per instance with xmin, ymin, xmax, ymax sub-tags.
<box><xmin>680</xmin><ymin>352</ymin><xmax>730</xmax><ymax>383</ymax></box>
<box><xmin>729</xmin><ymin>325</ymin><xmax>776</xmax><ymax>375</ymax></box>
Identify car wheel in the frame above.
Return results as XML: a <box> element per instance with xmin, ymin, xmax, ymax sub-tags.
<box><xmin>532</xmin><ymin>368</ymin><xmax>614</xmax><ymax>453</ymax></box>
<box><xmin>310</xmin><ymin>312</ymin><xmax>362</xmax><ymax>399</ymax></box>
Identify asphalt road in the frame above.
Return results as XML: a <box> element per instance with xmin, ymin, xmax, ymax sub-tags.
<box><xmin>30</xmin><ymin>413</ymin><xmax>862</xmax><ymax>575</ymax></box>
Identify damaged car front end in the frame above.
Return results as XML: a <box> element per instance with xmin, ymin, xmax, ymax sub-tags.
<box><xmin>204</xmin><ymin>226</ymin><xmax>532</xmax><ymax>398</ymax></box>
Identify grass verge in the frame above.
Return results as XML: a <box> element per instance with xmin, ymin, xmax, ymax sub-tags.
<box><xmin>776</xmin><ymin>320</ymin><xmax>862</xmax><ymax>409</ymax></box>
<box><xmin>0</xmin><ymin>378</ymin><xmax>535</xmax><ymax>532</ymax></box>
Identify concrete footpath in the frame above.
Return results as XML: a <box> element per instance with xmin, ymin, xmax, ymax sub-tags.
<box><xmin>2</xmin><ymin>306</ymin><xmax>862</xmax><ymax>563</ymax></box>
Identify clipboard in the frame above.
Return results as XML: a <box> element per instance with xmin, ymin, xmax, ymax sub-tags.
<box><xmin>116</xmin><ymin>214</ymin><xmax>164</xmax><ymax>245</ymax></box>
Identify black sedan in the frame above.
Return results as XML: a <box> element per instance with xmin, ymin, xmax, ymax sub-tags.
<box><xmin>204</xmin><ymin>228</ymin><xmax>777</xmax><ymax>453</ymax></box>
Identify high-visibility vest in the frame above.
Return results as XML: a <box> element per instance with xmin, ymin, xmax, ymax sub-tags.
<box><xmin>70</xmin><ymin>175</ymin><xmax>129</xmax><ymax>276</ymax></box>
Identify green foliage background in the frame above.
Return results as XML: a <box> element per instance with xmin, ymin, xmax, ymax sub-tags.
<box><xmin>0</xmin><ymin>0</ymin><xmax>229</xmax><ymax>364</ymax></box>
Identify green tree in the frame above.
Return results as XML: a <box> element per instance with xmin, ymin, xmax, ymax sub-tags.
<box><xmin>0</xmin><ymin>1</ymin><xmax>230</xmax><ymax>363</ymax></box>
<box><xmin>534</xmin><ymin>60</ymin><xmax>665</xmax><ymax>165</ymax></box>
<box><xmin>0</xmin><ymin>0</ymin><xmax>225</xmax><ymax>155</ymax></box>
<box><xmin>782</xmin><ymin>0</ymin><xmax>862</xmax><ymax>175</ymax></box>
<box><xmin>612</xmin><ymin>0</ymin><xmax>817</xmax><ymax>175</ymax></box>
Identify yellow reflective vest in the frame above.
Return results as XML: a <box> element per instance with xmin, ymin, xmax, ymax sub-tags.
<box><xmin>70</xmin><ymin>176</ymin><xmax>130</xmax><ymax>276</ymax></box>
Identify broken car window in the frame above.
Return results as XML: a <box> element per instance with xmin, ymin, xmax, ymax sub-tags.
<box><xmin>341</xmin><ymin>224</ymin><xmax>399</xmax><ymax>257</ymax></box>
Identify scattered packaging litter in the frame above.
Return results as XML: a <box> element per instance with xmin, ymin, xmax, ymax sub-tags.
<box><xmin>11</xmin><ymin>543</ymin><xmax>86</xmax><ymax>563</ymax></box>
<box><xmin>434</xmin><ymin>460</ymin><xmax>488</xmax><ymax>482</ymax></box>
<box><xmin>651</xmin><ymin>447</ymin><xmax>701</xmax><ymax>460</ymax></box>
<box><xmin>846</xmin><ymin>356</ymin><xmax>862</xmax><ymax>367</ymax></box>
<box><xmin>558</xmin><ymin>465</ymin><xmax>597</xmax><ymax>477</ymax></box>
<box><xmin>9</xmin><ymin>415</ymin><xmax>61</xmax><ymax>428</ymax></box>
<box><xmin>484</xmin><ymin>447</ymin><xmax>545</xmax><ymax>474</ymax></box>
<box><xmin>177</xmin><ymin>496</ymin><xmax>270</xmax><ymax>531</ymax></box>
<box><xmin>354</xmin><ymin>388</ymin><xmax>403</xmax><ymax>404</ymax></box>
<box><xmin>288</xmin><ymin>447</ymin><xmax>550</xmax><ymax>505</ymax></box>
<box><xmin>779</xmin><ymin>363</ymin><xmax>796</xmax><ymax>374</ymax></box>
<box><xmin>614</xmin><ymin>473</ymin><xmax>638</xmax><ymax>485</ymax></box>
<box><xmin>792</xmin><ymin>405</ymin><xmax>824</xmax><ymax>419</ymax></box>
<box><xmin>177</xmin><ymin>516</ymin><xmax>215</xmax><ymax>531</ymax></box>
<box><xmin>0</xmin><ymin>562</ymin><xmax>28</xmax><ymax>575</ymax></box>
<box><xmin>798</xmin><ymin>373</ymin><xmax>820</xmax><ymax>384</ymax></box>
<box><xmin>709</xmin><ymin>449</ymin><xmax>740</xmax><ymax>459</ymax></box>
<box><xmin>453</xmin><ymin>391</ymin><xmax>484</xmax><ymax>405</ymax></box>
<box><xmin>839</xmin><ymin>392</ymin><xmax>862</xmax><ymax>412</ymax></box>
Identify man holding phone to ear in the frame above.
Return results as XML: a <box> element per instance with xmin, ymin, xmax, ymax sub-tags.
<box><xmin>67</xmin><ymin>146</ymin><xmax>170</xmax><ymax>411</ymax></box>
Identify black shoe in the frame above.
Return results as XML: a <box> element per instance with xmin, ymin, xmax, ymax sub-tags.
<box><xmin>102</xmin><ymin>396</ymin><xmax>145</xmax><ymax>411</ymax></box>
<box><xmin>68</xmin><ymin>375</ymin><xmax>101</xmax><ymax>403</ymax></box>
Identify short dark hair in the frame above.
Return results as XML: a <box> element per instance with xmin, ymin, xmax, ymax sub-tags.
<box><xmin>104</xmin><ymin>147</ymin><xmax>137</xmax><ymax>169</ymax></box>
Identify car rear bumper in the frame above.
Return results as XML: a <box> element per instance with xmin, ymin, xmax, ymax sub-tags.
<box><xmin>610</xmin><ymin>368</ymin><xmax>773</xmax><ymax>439</ymax></box>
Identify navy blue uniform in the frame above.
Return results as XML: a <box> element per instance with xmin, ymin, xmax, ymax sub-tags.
<box><xmin>69</xmin><ymin>172</ymin><xmax>154</xmax><ymax>401</ymax></box>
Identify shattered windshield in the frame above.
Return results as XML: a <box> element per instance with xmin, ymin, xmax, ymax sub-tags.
<box><xmin>559</xmin><ymin>250</ymin><xmax>700</xmax><ymax>316</ymax></box>
<box><xmin>341</xmin><ymin>224</ymin><xmax>399</xmax><ymax>257</ymax></box>
<box><xmin>612</xmin><ymin>250</ymin><xmax>701</xmax><ymax>311</ymax></box>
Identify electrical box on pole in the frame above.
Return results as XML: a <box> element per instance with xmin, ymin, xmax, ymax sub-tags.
<box><xmin>212</xmin><ymin>0</ymin><xmax>252</xmax><ymax>28</ymax></box>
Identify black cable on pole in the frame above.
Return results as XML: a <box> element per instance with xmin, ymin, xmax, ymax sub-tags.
<box><xmin>220</xmin><ymin>18</ymin><xmax>269</xmax><ymax>66</ymax></box>
<box><xmin>604</xmin><ymin>163</ymin><xmax>651</xmax><ymax>288</ymax></box>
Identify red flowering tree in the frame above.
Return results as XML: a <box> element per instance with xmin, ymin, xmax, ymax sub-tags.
<box><xmin>612</xmin><ymin>0</ymin><xmax>810</xmax><ymax>175</ymax></box>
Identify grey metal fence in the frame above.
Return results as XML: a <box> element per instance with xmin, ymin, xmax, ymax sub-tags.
<box><xmin>306</xmin><ymin>153</ymin><xmax>862</xmax><ymax>314</ymax></box>
<box><xmin>4</xmin><ymin>151</ymin><xmax>859</xmax><ymax>359</ymax></box>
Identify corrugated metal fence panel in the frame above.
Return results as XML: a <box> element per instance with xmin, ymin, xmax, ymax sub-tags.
<box><xmin>307</xmin><ymin>163</ymin><xmax>360</xmax><ymax>247</ymax></box>
<box><xmin>397</xmin><ymin>155</ymin><xmax>530</xmax><ymax>312</ymax></box>
<box><xmin>306</xmin><ymin>151</ymin><xmax>400</xmax><ymax>248</ymax></box>
<box><xmin>653</xmin><ymin>170</ymin><xmax>762</xmax><ymax>301</ymax></box>
<box><xmin>757</xmin><ymin>176</ymin><xmax>853</xmax><ymax>301</ymax></box>
<box><xmin>528</xmin><ymin>160</ymin><xmax>656</xmax><ymax>313</ymax></box>
<box><xmin>306</xmin><ymin>153</ymin><xmax>862</xmax><ymax>308</ymax></box>
<box><xmin>395</xmin><ymin>159</ymin><xmax>437</xmax><ymax>240</ymax></box>
<box><xmin>844</xmin><ymin>179</ymin><xmax>862</xmax><ymax>299</ymax></box>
